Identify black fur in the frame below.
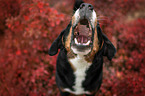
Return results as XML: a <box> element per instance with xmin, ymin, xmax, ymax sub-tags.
<box><xmin>73</xmin><ymin>0</ymin><xmax>84</xmax><ymax>13</ymax></box>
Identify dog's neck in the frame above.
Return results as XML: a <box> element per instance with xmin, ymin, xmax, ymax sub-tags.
<box><xmin>76</xmin><ymin>54</ymin><xmax>84</xmax><ymax>59</ymax></box>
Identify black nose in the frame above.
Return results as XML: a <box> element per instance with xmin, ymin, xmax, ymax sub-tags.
<box><xmin>80</xmin><ymin>3</ymin><xmax>93</xmax><ymax>10</ymax></box>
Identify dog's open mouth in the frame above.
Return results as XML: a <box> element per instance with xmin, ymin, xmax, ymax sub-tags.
<box><xmin>70</xmin><ymin>18</ymin><xmax>94</xmax><ymax>54</ymax></box>
<box><xmin>72</xmin><ymin>19</ymin><xmax>93</xmax><ymax>47</ymax></box>
<box><xmin>70</xmin><ymin>7</ymin><xmax>97</xmax><ymax>54</ymax></box>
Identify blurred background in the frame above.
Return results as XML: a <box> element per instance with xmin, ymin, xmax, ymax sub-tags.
<box><xmin>0</xmin><ymin>0</ymin><xmax>145</xmax><ymax>96</ymax></box>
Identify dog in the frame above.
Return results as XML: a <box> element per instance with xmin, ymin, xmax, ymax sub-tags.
<box><xmin>48</xmin><ymin>0</ymin><xmax>116</xmax><ymax>96</ymax></box>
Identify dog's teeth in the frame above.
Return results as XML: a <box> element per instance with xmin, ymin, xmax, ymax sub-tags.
<box><xmin>86</xmin><ymin>40</ymin><xmax>91</xmax><ymax>45</ymax></box>
<box><xmin>75</xmin><ymin>38</ymin><xmax>90</xmax><ymax>46</ymax></box>
<box><xmin>74</xmin><ymin>38</ymin><xmax>79</xmax><ymax>44</ymax></box>
<box><xmin>83</xmin><ymin>40</ymin><xmax>90</xmax><ymax>45</ymax></box>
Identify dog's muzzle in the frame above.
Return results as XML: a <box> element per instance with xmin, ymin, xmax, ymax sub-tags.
<box><xmin>71</xmin><ymin>3</ymin><xmax>97</xmax><ymax>55</ymax></box>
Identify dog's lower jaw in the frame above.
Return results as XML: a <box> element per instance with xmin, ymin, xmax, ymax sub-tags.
<box><xmin>71</xmin><ymin>46</ymin><xmax>91</xmax><ymax>55</ymax></box>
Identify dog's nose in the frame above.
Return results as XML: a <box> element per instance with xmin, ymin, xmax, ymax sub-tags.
<box><xmin>80</xmin><ymin>3</ymin><xmax>93</xmax><ymax>10</ymax></box>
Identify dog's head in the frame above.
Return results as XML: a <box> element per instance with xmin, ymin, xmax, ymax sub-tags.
<box><xmin>70</xmin><ymin>3</ymin><xmax>98</xmax><ymax>56</ymax></box>
<box><xmin>48</xmin><ymin>3</ymin><xmax>116</xmax><ymax>61</ymax></box>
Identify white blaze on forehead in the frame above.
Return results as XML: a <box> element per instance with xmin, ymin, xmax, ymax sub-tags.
<box><xmin>91</xmin><ymin>10</ymin><xmax>97</xmax><ymax>28</ymax></box>
<box><xmin>73</xmin><ymin>9</ymin><xmax>80</xmax><ymax>26</ymax></box>
<box><xmin>73</xmin><ymin>9</ymin><xmax>97</xmax><ymax>28</ymax></box>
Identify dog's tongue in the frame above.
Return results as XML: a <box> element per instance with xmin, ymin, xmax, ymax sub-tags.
<box><xmin>77</xmin><ymin>25</ymin><xmax>90</xmax><ymax>43</ymax></box>
<box><xmin>77</xmin><ymin>35</ymin><xmax>88</xmax><ymax>43</ymax></box>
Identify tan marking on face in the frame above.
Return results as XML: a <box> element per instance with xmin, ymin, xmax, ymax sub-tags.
<box><xmin>93</xmin><ymin>27</ymin><xmax>99</xmax><ymax>51</ymax></box>
<box><xmin>85</xmin><ymin>27</ymin><xmax>99</xmax><ymax>62</ymax></box>
<box><xmin>94</xmin><ymin>18</ymin><xmax>97</xmax><ymax>28</ymax></box>
<box><xmin>65</xmin><ymin>23</ymin><xmax>77</xmax><ymax>71</ymax></box>
<box><xmin>72</xmin><ymin>15</ymin><xmax>75</xmax><ymax>25</ymax></box>
<box><xmin>65</xmin><ymin>27</ymin><xmax>72</xmax><ymax>51</ymax></box>
<box><xmin>65</xmin><ymin>14</ymin><xmax>76</xmax><ymax>50</ymax></box>
<box><xmin>65</xmin><ymin>25</ymin><xmax>76</xmax><ymax>58</ymax></box>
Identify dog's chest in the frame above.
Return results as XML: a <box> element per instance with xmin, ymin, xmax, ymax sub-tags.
<box><xmin>65</xmin><ymin>55</ymin><xmax>92</xmax><ymax>95</ymax></box>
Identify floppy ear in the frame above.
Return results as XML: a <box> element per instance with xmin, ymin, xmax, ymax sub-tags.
<box><xmin>97</xmin><ymin>24</ymin><xmax>116</xmax><ymax>60</ymax></box>
<box><xmin>102</xmin><ymin>33</ymin><xmax>116</xmax><ymax>60</ymax></box>
<box><xmin>48</xmin><ymin>31</ymin><xmax>64</xmax><ymax>56</ymax></box>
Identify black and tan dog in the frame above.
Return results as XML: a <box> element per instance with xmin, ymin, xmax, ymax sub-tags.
<box><xmin>48</xmin><ymin>0</ymin><xmax>116</xmax><ymax>96</ymax></box>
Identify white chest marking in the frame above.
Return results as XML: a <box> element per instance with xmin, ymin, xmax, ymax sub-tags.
<box><xmin>64</xmin><ymin>55</ymin><xmax>92</xmax><ymax>95</ymax></box>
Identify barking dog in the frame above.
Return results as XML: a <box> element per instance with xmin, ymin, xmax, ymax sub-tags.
<box><xmin>48</xmin><ymin>0</ymin><xmax>116</xmax><ymax>96</ymax></box>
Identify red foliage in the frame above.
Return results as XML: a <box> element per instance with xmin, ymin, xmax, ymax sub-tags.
<box><xmin>0</xmin><ymin>0</ymin><xmax>145</xmax><ymax>96</ymax></box>
<box><xmin>0</xmin><ymin>0</ymin><xmax>65</xmax><ymax>95</ymax></box>
<box><xmin>111</xmin><ymin>19</ymin><xmax>145</xmax><ymax>96</ymax></box>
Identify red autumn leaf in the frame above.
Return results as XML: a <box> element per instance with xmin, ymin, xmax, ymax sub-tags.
<box><xmin>37</xmin><ymin>2</ymin><xmax>43</xmax><ymax>9</ymax></box>
<box><xmin>24</xmin><ymin>15</ymin><xmax>29</xmax><ymax>21</ymax></box>
<box><xmin>23</xmin><ymin>49</ymin><xmax>28</xmax><ymax>53</ymax></box>
<box><xmin>16</xmin><ymin>50</ymin><xmax>21</xmax><ymax>55</ymax></box>
<box><xmin>40</xmin><ymin>9</ymin><xmax>43</xmax><ymax>13</ymax></box>
<box><xmin>7</xmin><ymin>24</ymin><xmax>11</xmax><ymax>28</ymax></box>
<box><xmin>124</xmin><ymin>0</ymin><xmax>128</xmax><ymax>2</ymax></box>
